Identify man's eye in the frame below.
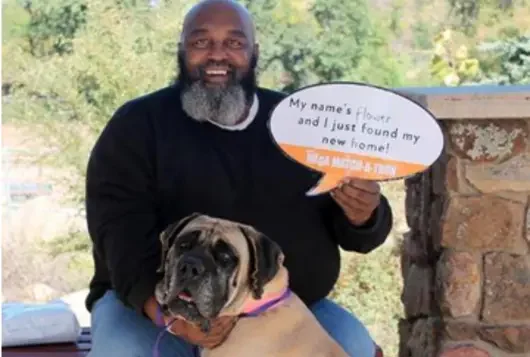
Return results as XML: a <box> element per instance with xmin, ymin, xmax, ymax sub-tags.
<box><xmin>192</xmin><ymin>39</ymin><xmax>209</xmax><ymax>48</ymax></box>
<box><xmin>227</xmin><ymin>39</ymin><xmax>243</xmax><ymax>48</ymax></box>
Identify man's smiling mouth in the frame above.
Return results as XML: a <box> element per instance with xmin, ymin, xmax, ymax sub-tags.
<box><xmin>201</xmin><ymin>66</ymin><xmax>232</xmax><ymax>83</ymax></box>
<box><xmin>205</xmin><ymin>69</ymin><xmax>228</xmax><ymax>76</ymax></box>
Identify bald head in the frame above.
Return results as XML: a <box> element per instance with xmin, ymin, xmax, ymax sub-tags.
<box><xmin>181</xmin><ymin>0</ymin><xmax>256</xmax><ymax>44</ymax></box>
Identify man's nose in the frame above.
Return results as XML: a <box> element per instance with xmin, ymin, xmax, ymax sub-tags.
<box><xmin>177</xmin><ymin>255</ymin><xmax>206</xmax><ymax>280</ymax></box>
<box><xmin>207</xmin><ymin>42</ymin><xmax>228</xmax><ymax>61</ymax></box>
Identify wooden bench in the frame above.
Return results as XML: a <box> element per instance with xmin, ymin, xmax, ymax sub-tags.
<box><xmin>2</xmin><ymin>327</ymin><xmax>384</xmax><ymax>356</ymax></box>
<box><xmin>2</xmin><ymin>327</ymin><xmax>91</xmax><ymax>357</ymax></box>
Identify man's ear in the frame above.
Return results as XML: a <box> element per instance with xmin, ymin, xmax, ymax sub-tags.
<box><xmin>251</xmin><ymin>44</ymin><xmax>259</xmax><ymax>70</ymax></box>
<box><xmin>156</xmin><ymin>212</ymin><xmax>201</xmax><ymax>273</ymax></box>
<box><xmin>239</xmin><ymin>226</ymin><xmax>283</xmax><ymax>300</ymax></box>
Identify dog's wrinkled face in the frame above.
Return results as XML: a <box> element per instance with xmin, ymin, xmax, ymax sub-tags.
<box><xmin>155</xmin><ymin>213</ymin><xmax>283</xmax><ymax>332</ymax></box>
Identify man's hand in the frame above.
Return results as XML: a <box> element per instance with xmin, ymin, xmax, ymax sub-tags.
<box><xmin>144</xmin><ymin>296</ymin><xmax>238</xmax><ymax>349</ymax></box>
<box><xmin>164</xmin><ymin>315</ymin><xmax>238</xmax><ymax>349</ymax></box>
<box><xmin>330</xmin><ymin>177</ymin><xmax>381</xmax><ymax>226</ymax></box>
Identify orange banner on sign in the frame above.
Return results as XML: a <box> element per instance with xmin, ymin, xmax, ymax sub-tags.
<box><xmin>279</xmin><ymin>143</ymin><xmax>427</xmax><ymax>194</ymax></box>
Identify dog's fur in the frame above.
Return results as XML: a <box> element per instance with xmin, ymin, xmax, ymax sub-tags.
<box><xmin>155</xmin><ymin>213</ymin><xmax>349</xmax><ymax>357</ymax></box>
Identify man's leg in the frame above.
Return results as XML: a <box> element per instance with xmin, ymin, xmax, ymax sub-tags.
<box><xmin>87</xmin><ymin>290</ymin><xmax>198</xmax><ymax>357</ymax></box>
<box><xmin>310</xmin><ymin>298</ymin><xmax>376</xmax><ymax>357</ymax></box>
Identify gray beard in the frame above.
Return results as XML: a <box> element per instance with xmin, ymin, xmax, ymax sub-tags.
<box><xmin>181</xmin><ymin>81</ymin><xmax>248</xmax><ymax>126</ymax></box>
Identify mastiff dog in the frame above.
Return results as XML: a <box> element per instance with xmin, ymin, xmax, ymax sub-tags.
<box><xmin>155</xmin><ymin>212</ymin><xmax>349</xmax><ymax>357</ymax></box>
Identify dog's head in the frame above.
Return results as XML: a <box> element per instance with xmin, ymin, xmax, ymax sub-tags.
<box><xmin>155</xmin><ymin>213</ymin><xmax>286</xmax><ymax>330</ymax></box>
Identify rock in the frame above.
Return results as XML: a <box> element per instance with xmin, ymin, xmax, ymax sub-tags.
<box><xmin>402</xmin><ymin>263</ymin><xmax>433</xmax><ymax>318</ymax></box>
<box><xmin>439</xmin><ymin>345</ymin><xmax>490</xmax><ymax>357</ymax></box>
<box><xmin>444</xmin><ymin>156</ymin><xmax>459</xmax><ymax>193</ymax></box>
<box><xmin>465</xmin><ymin>153</ymin><xmax>530</xmax><ymax>193</ymax></box>
<box><xmin>478</xmin><ymin>325</ymin><xmax>530</xmax><ymax>354</ymax></box>
<box><xmin>430</xmin><ymin>197</ymin><xmax>445</xmax><ymax>252</ymax></box>
<box><xmin>398</xmin><ymin>319</ymin><xmax>412</xmax><ymax>357</ymax></box>
<box><xmin>527</xmin><ymin>208</ymin><xmax>530</xmax><ymax>243</ymax></box>
<box><xmin>441</xmin><ymin>196</ymin><xmax>527</xmax><ymax>253</ymax></box>
<box><xmin>443</xmin><ymin>320</ymin><xmax>477</xmax><ymax>341</ymax></box>
<box><xmin>405</xmin><ymin>175</ymin><xmax>423</xmax><ymax>231</ymax></box>
<box><xmin>433</xmin><ymin>155</ymin><xmax>478</xmax><ymax>195</ymax></box>
<box><xmin>492</xmin><ymin>191</ymin><xmax>528</xmax><ymax>204</ymax></box>
<box><xmin>482</xmin><ymin>253</ymin><xmax>530</xmax><ymax>323</ymax></box>
<box><xmin>402</xmin><ymin>231</ymin><xmax>430</xmax><ymax>267</ymax></box>
<box><xmin>436</xmin><ymin>250</ymin><xmax>481</xmax><ymax>318</ymax></box>
<box><xmin>407</xmin><ymin>318</ymin><xmax>440</xmax><ymax>357</ymax></box>
<box><xmin>446</xmin><ymin>120</ymin><xmax>527</xmax><ymax>162</ymax></box>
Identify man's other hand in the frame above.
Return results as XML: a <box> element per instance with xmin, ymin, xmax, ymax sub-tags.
<box><xmin>144</xmin><ymin>296</ymin><xmax>238</xmax><ymax>349</ymax></box>
<box><xmin>164</xmin><ymin>315</ymin><xmax>238</xmax><ymax>349</ymax></box>
<box><xmin>331</xmin><ymin>177</ymin><xmax>381</xmax><ymax>226</ymax></box>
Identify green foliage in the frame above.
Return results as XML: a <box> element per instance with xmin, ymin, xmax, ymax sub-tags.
<box><xmin>330</xmin><ymin>244</ymin><xmax>403</xmax><ymax>357</ymax></box>
<box><xmin>474</xmin><ymin>35</ymin><xmax>530</xmax><ymax>84</ymax></box>
<box><xmin>448</xmin><ymin>0</ymin><xmax>481</xmax><ymax>35</ymax></box>
<box><xmin>308</xmin><ymin>0</ymin><xmax>407</xmax><ymax>87</ymax></box>
<box><xmin>412</xmin><ymin>21</ymin><xmax>433</xmax><ymax>50</ymax></box>
<box><xmin>239</xmin><ymin>0</ymin><xmax>320</xmax><ymax>90</ymax></box>
<box><xmin>310</xmin><ymin>0</ymin><xmax>371</xmax><ymax>81</ymax></box>
<box><xmin>429</xmin><ymin>29</ymin><xmax>481</xmax><ymax>85</ymax></box>
<box><xmin>42</xmin><ymin>229</ymin><xmax>92</xmax><ymax>258</ymax></box>
<box><xmin>3</xmin><ymin>0</ymin><xmax>193</xmax><ymax>254</ymax></box>
<box><xmin>428</xmin><ymin>28</ymin><xmax>530</xmax><ymax>86</ymax></box>
<box><xmin>240</xmin><ymin>0</ymin><xmax>406</xmax><ymax>91</ymax></box>
<box><xmin>18</xmin><ymin>0</ymin><xmax>88</xmax><ymax>56</ymax></box>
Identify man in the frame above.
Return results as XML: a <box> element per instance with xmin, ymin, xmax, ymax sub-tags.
<box><xmin>84</xmin><ymin>0</ymin><xmax>393</xmax><ymax>356</ymax></box>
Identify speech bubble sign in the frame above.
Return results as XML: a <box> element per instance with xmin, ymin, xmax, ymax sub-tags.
<box><xmin>268</xmin><ymin>82</ymin><xmax>444</xmax><ymax>196</ymax></box>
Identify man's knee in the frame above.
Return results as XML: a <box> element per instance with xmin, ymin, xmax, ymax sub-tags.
<box><xmin>89</xmin><ymin>327</ymin><xmax>144</xmax><ymax>357</ymax></box>
<box><xmin>88</xmin><ymin>290</ymin><xmax>195</xmax><ymax>357</ymax></box>
<box><xmin>310</xmin><ymin>298</ymin><xmax>375</xmax><ymax>357</ymax></box>
<box><xmin>88</xmin><ymin>291</ymin><xmax>149</xmax><ymax>357</ymax></box>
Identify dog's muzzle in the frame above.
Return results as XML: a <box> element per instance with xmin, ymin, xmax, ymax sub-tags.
<box><xmin>178</xmin><ymin>255</ymin><xmax>206</xmax><ymax>282</ymax></box>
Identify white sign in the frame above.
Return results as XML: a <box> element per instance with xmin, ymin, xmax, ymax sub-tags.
<box><xmin>268</xmin><ymin>82</ymin><xmax>444</xmax><ymax>195</ymax></box>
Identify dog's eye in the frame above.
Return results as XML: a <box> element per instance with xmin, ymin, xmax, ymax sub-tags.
<box><xmin>179</xmin><ymin>241</ymin><xmax>192</xmax><ymax>251</ymax></box>
<box><xmin>216</xmin><ymin>251</ymin><xmax>235</xmax><ymax>264</ymax></box>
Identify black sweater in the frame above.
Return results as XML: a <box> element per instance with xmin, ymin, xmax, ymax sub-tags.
<box><xmin>84</xmin><ymin>83</ymin><xmax>393</xmax><ymax>314</ymax></box>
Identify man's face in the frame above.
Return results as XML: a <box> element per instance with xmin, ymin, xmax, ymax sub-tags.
<box><xmin>177</xmin><ymin>4</ymin><xmax>258</xmax><ymax>126</ymax></box>
<box><xmin>180</xmin><ymin>23</ymin><xmax>253</xmax><ymax>87</ymax></box>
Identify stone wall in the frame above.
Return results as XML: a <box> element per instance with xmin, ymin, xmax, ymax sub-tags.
<box><xmin>398</xmin><ymin>88</ymin><xmax>530</xmax><ymax>357</ymax></box>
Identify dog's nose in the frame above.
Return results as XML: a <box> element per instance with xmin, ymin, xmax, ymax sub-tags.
<box><xmin>177</xmin><ymin>256</ymin><xmax>205</xmax><ymax>279</ymax></box>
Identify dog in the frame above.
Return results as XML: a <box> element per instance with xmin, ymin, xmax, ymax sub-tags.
<box><xmin>155</xmin><ymin>212</ymin><xmax>349</xmax><ymax>357</ymax></box>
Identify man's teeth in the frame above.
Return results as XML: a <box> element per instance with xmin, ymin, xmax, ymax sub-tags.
<box><xmin>206</xmin><ymin>70</ymin><xmax>227</xmax><ymax>75</ymax></box>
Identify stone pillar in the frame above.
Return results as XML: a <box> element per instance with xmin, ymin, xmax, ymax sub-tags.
<box><xmin>400</xmin><ymin>119</ymin><xmax>530</xmax><ymax>357</ymax></box>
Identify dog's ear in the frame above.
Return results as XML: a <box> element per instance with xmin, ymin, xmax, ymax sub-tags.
<box><xmin>239</xmin><ymin>226</ymin><xmax>283</xmax><ymax>300</ymax></box>
<box><xmin>156</xmin><ymin>212</ymin><xmax>201</xmax><ymax>273</ymax></box>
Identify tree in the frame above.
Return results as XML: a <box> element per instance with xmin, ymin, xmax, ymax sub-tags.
<box><xmin>18</xmin><ymin>0</ymin><xmax>88</xmax><ymax>56</ymax></box>
<box><xmin>3</xmin><ymin>0</ymin><xmax>194</xmax><ymax>259</ymax></box>
<box><xmin>429</xmin><ymin>29</ymin><xmax>481</xmax><ymax>85</ymax></box>
<box><xmin>239</xmin><ymin>0</ymin><xmax>320</xmax><ymax>91</ymax></box>
<box><xmin>475</xmin><ymin>35</ymin><xmax>530</xmax><ymax>84</ymax></box>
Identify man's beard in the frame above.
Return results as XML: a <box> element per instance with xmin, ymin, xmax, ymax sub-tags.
<box><xmin>177</xmin><ymin>52</ymin><xmax>257</xmax><ymax>126</ymax></box>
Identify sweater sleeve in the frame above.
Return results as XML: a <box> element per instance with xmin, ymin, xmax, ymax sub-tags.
<box><xmin>85</xmin><ymin>101</ymin><xmax>161</xmax><ymax>314</ymax></box>
<box><xmin>321</xmin><ymin>192</ymin><xmax>393</xmax><ymax>253</ymax></box>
